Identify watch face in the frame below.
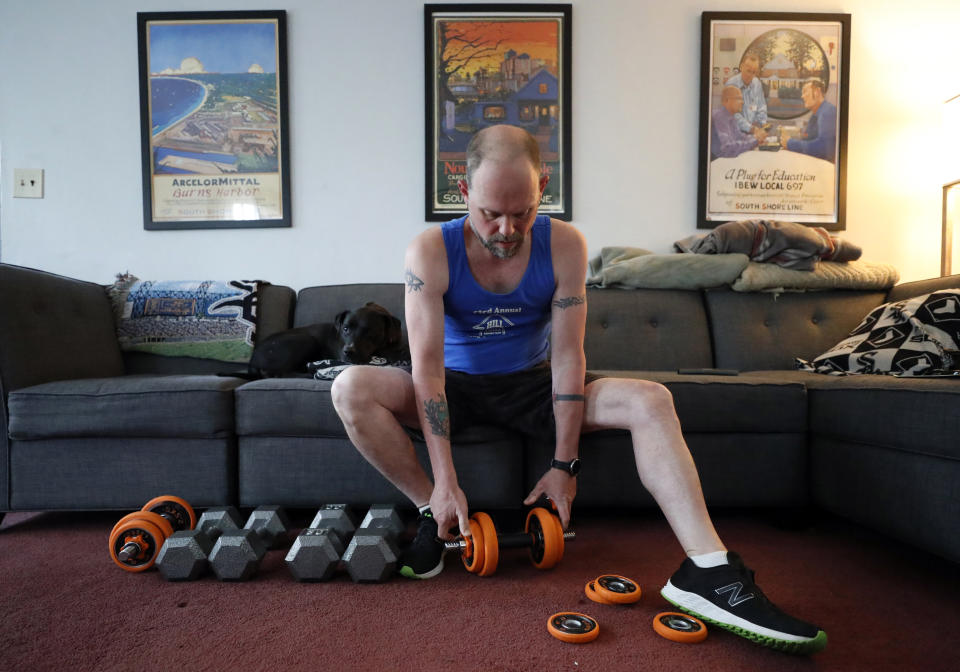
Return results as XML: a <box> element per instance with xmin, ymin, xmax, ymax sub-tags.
<box><xmin>568</xmin><ymin>458</ymin><xmax>581</xmax><ymax>476</ymax></box>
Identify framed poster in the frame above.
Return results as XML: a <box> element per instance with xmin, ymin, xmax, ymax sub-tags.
<box><xmin>697</xmin><ymin>13</ymin><xmax>850</xmax><ymax>230</ymax></box>
<box><xmin>424</xmin><ymin>4</ymin><xmax>572</xmax><ymax>221</ymax></box>
<box><xmin>137</xmin><ymin>11</ymin><xmax>291</xmax><ymax>230</ymax></box>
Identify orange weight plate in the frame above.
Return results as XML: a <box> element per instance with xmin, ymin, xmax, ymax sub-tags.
<box><xmin>142</xmin><ymin>495</ymin><xmax>196</xmax><ymax>530</ymax></box>
<box><xmin>109</xmin><ymin>518</ymin><xmax>166</xmax><ymax>572</ymax></box>
<box><xmin>548</xmin><ymin>612</ymin><xmax>600</xmax><ymax>643</ymax></box>
<box><xmin>472</xmin><ymin>512</ymin><xmax>499</xmax><ymax>577</ymax></box>
<box><xmin>653</xmin><ymin>612</ymin><xmax>708</xmax><ymax>643</ymax></box>
<box><xmin>584</xmin><ymin>580</ymin><xmax>616</xmax><ymax>605</ymax></box>
<box><xmin>594</xmin><ymin>574</ymin><xmax>642</xmax><ymax>604</ymax></box>
<box><xmin>461</xmin><ymin>525</ymin><xmax>484</xmax><ymax>574</ymax></box>
<box><xmin>526</xmin><ymin>507</ymin><xmax>563</xmax><ymax>570</ymax></box>
<box><xmin>111</xmin><ymin>511</ymin><xmax>174</xmax><ymax>540</ymax></box>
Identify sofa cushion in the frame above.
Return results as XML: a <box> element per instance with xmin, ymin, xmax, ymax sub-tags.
<box><xmin>0</xmin><ymin>264</ymin><xmax>124</xmax><ymax>392</ymax></box>
<box><xmin>528</xmin><ymin>431</ymin><xmax>809</xmax><ymax>508</ymax></box>
<box><xmin>584</xmin><ymin>289</ymin><xmax>713</xmax><ymax>370</ymax></box>
<box><xmin>10</xmin><ymin>437</ymin><xmax>235</xmax><ymax>509</ymax></box>
<box><xmin>810</xmin><ymin>436</ymin><xmax>960</xmax><ymax>563</ymax></box>
<box><xmin>235</xmin><ymin>377</ymin><xmax>341</xmax><ymax>437</ymax></box>
<box><xmin>801</xmin><ymin>374</ymin><xmax>960</xmax><ymax>461</ymax></box>
<box><xmin>238</xmin><ymin>434</ymin><xmax>525</xmax><ymax>509</ymax></box>
<box><xmin>704</xmin><ymin>288</ymin><xmax>886</xmax><ymax>370</ymax></box>
<box><xmin>235</xmin><ymin>375</ymin><xmax>527</xmax><ymax>508</ymax></box>
<box><xmin>589</xmin><ymin>371</ymin><xmax>807</xmax><ymax>433</ymax></box>
<box><xmin>295</xmin><ymin>284</ymin><xmax>405</xmax><ymax>330</ymax></box>
<box><xmin>7</xmin><ymin>375</ymin><xmax>242</xmax><ymax>439</ymax></box>
<box><xmin>235</xmin><ymin>376</ymin><xmax>518</xmax><ymax>446</ymax></box>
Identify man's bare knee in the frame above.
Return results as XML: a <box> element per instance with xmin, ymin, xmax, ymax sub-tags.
<box><xmin>632</xmin><ymin>380</ymin><xmax>675</xmax><ymax>417</ymax></box>
<box><xmin>585</xmin><ymin>378</ymin><xmax>680</xmax><ymax>431</ymax></box>
<box><xmin>331</xmin><ymin>367</ymin><xmax>372</xmax><ymax>421</ymax></box>
<box><xmin>331</xmin><ymin>366</ymin><xmax>416</xmax><ymax>428</ymax></box>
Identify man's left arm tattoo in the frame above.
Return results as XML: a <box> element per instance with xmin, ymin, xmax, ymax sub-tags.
<box><xmin>423</xmin><ymin>394</ymin><xmax>450</xmax><ymax>439</ymax></box>
<box><xmin>553</xmin><ymin>391</ymin><xmax>585</xmax><ymax>403</ymax></box>
<box><xmin>553</xmin><ymin>294</ymin><xmax>585</xmax><ymax>310</ymax></box>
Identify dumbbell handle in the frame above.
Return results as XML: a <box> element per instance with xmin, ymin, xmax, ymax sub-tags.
<box><xmin>445</xmin><ymin>530</ymin><xmax>575</xmax><ymax>552</ymax></box>
<box><xmin>502</xmin><ymin>530</ymin><xmax>576</xmax><ymax>549</ymax></box>
<box><xmin>117</xmin><ymin>541</ymin><xmax>143</xmax><ymax>562</ymax></box>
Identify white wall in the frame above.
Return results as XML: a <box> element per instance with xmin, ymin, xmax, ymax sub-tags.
<box><xmin>2</xmin><ymin>0</ymin><xmax>958</xmax><ymax>290</ymax></box>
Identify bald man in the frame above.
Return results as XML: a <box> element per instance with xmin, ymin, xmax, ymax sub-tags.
<box><xmin>712</xmin><ymin>86</ymin><xmax>764</xmax><ymax>159</ymax></box>
<box><xmin>782</xmin><ymin>80</ymin><xmax>837</xmax><ymax>162</ymax></box>
<box><xmin>331</xmin><ymin>124</ymin><xmax>826</xmax><ymax>654</ymax></box>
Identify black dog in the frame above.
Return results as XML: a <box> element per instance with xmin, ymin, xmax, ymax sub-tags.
<box><xmin>247</xmin><ymin>302</ymin><xmax>405</xmax><ymax>378</ymax></box>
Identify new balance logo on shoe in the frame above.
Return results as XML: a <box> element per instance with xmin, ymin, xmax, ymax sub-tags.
<box><xmin>715</xmin><ymin>581</ymin><xmax>755</xmax><ymax>607</ymax></box>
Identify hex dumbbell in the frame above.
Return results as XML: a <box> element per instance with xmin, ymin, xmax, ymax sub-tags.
<box><xmin>155</xmin><ymin>506</ymin><xmax>243</xmax><ymax>581</ymax></box>
<box><xmin>208</xmin><ymin>505</ymin><xmax>290</xmax><ymax>581</ymax></box>
<box><xmin>286</xmin><ymin>504</ymin><xmax>403</xmax><ymax>583</ymax></box>
<box><xmin>108</xmin><ymin>495</ymin><xmax>196</xmax><ymax>572</ymax></box>
<box><xmin>243</xmin><ymin>505</ymin><xmax>292</xmax><ymax>549</ymax></box>
<box><xmin>444</xmin><ymin>506</ymin><xmax>575</xmax><ymax>576</ymax></box>
<box><xmin>341</xmin><ymin>505</ymin><xmax>405</xmax><ymax>583</ymax></box>
<box><xmin>285</xmin><ymin>504</ymin><xmax>358</xmax><ymax>582</ymax></box>
<box><xmin>197</xmin><ymin>506</ymin><xmax>243</xmax><ymax>541</ymax></box>
<box><xmin>156</xmin><ymin>528</ymin><xmax>215</xmax><ymax>581</ymax></box>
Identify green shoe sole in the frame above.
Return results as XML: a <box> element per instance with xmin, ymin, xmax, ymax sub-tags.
<box><xmin>661</xmin><ymin>592</ymin><xmax>828</xmax><ymax>655</ymax></box>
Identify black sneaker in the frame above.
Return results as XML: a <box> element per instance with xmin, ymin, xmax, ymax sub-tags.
<box><xmin>398</xmin><ymin>511</ymin><xmax>445</xmax><ymax>579</ymax></box>
<box><xmin>660</xmin><ymin>552</ymin><xmax>827</xmax><ymax>655</ymax></box>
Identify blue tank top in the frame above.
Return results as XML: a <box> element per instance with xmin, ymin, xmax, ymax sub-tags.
<box><xmin>441</xmin><ymin>215</ymin><xmax>555</xmax><ymax>374</ymax></box>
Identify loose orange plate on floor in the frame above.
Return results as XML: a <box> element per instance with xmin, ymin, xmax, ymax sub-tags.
<box><xmin>584</xmin><ymin>580</ymin><xmax>616</xmax><ymax>605</ymax></box>
<box><xmin>548</xmin><ymin>612</ymin><xmax>600</xmax><ymax>643</ymax></box>
<box><xmin>594</xmin><ymin>574</ymin><xmax>642</xmax><ymax>604</ymax></box>
<box><xmin>653</xmin><ymin>612</ymin><xmax>708</xmax><ymax>643</ymax></box>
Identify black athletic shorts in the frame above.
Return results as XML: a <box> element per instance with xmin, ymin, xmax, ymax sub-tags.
<box><xmin>441</xmin><ymin>361</ymin><xmax>602</xmax><ymax>440</ymax></box>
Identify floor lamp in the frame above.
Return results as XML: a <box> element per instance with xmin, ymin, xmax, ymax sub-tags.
<box><xmin>943</xmin><ymin>94</ymin><xmax>960</xmax><ymax>276</ymax></box>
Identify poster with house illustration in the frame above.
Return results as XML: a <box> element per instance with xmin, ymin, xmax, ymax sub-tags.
<box><xmin>698</xmin><ymin>13</ymin><xmax>850</xmax><ymax>230</ymax></box>
<box><xmin>425</xmin><ymin>5</ymin><xmax>572</xmax><ymax>220</ymax></box>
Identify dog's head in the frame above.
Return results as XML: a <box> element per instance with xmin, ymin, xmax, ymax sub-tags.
<box><xmin>334</xmin><ymin>302</ymin><xmax>403</xmax><ymax>363</ymax></box>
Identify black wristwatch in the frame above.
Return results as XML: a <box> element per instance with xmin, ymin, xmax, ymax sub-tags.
<box><xmin>550</xmin><ymin>457</ymin><xmax>581</xmax><ymax>477</ymax></box>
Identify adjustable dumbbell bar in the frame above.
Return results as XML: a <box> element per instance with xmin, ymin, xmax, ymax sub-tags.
<box><xmin>445</xmin><ymin>530</ymin><xmax>577</xmax><ymax>552</ymax></box>
<box><xmin>443</xmin><ymin>507</ymin><xmax>575</xmax><ymax>576</ymax></box>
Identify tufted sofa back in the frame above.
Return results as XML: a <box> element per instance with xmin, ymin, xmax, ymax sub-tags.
<box><xmin>704</xmin><ymin>288</ymin><xmax>887</xmax><ymax>371</ymax></box>
<box><xmin>583</xmin><ymin>287</ymin><xmax>713</xmax><ymax>370</ymax></box>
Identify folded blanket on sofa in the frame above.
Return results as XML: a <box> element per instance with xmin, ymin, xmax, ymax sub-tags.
<box><xmin>107</xmin><ymin>274</ymin><xmax>261</xmax><ymax>363</ymax></box>
<box><xmin>731</xmin><ymin>259</ymin><xmax>899</xmax><ymax>292</ymax></box>
<box><xmin>674</xmin><ymin>219</ymin><xmax>862</xmax><ymax>271</ymax></box>
<box><xmin>586</xmin><ymin>247</ymin><xmax>749</xmax><ymax>289</ymax></box>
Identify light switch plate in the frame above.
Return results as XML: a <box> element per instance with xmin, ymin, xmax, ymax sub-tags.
<box><xmin>14</xmin><ymin>169</ymin><xmax>44</xmax><ymax>198</ymax></box>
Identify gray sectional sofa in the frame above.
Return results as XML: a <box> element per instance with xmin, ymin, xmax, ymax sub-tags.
<box><xmin>1</xmin><ymin>262</ymin><xmax>957</xmax><ymax>564</ymax></box>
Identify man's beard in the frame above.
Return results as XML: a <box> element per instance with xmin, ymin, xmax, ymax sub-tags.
<box><xmin>469</xmin><ymin>218</ymin><xmax>525</xmax><ymax>259</ymax></box>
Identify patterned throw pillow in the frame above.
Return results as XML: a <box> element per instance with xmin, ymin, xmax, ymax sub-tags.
<box><xmin>106</xmin><ymin>273</ymin><xmax>260</xmax><ymax>363</ymax></box>
<box><xmin>798</xmin><ymin>290</ymin><xmax>960</xmax><ymax>376</ymax></box>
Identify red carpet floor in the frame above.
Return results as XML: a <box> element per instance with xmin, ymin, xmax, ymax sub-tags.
<box><xmin>1</xmin><ymin>508</ymin><xmax>957</xmax><ymax>671</ymax></box>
